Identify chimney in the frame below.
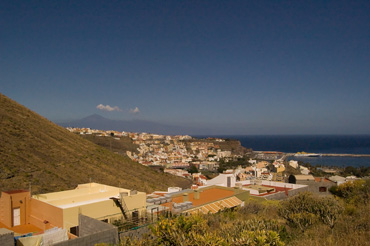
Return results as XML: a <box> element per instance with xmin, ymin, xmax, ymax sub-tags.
<box><xmin>183</xmin><ymin>193</ymin><xmax>189</xmax><ymax>202</ymax></box>
<box><xmin>130</xmin><ymin>190</ymin><xmax>137</xmax><ymax>195</ymax></box>
<box><xmin>194</xmin><ymin>190</ymin><xmax>200</xmax><ymax>200</ymax></box>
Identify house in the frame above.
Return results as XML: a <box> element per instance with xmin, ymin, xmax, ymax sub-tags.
<box><xmin>288</xmin><ymin>175</ymin><xmax>336</xmax><ymax>195</ymax></box>
<box><xmin>0</xmin><ymin>183</ymin><xmax>146</xmax><ymax>236</ymax></box>
<box><xmin>0</xmin><ymin>190</ymin><xmax>32</xmax><ymax>230</ymax></box>
<box><xmin>239</xmin><ymin>180</ymin><xmax>308</xmax><ymax>199</ymax></box>
<box><xmin>192</xmin><ymin>173</ymin><xmax>207</xmax><ymax>186</ymax></box>
<box><xmin>152</xmin><ymin>186</ymin><xmax>249</xmax><ymax>215</ymax></box>
<box><xmin>206</xmin><ymin>173</ymin><xmax>236</xmax><ymax>188</ymax></box>
<box><xmin>328</xmin><ymin>175</ymin><xmax>347</xmax><ymax>185</ymax></box>
<box><xmin>300</xmin><ymin>166</ymin><xmax>310</xmax><ymax>175</ymax></box>
<box><xmin>289</xmin><ymin>160</ymin><xmax>299</xmax><ymax>169</ymax></box>
<box><xmin>201</xmin><ymin>174</ymin><xmax>309</xmax><ymax>200</ymax></box>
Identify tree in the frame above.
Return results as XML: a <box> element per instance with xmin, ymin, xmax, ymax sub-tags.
<box><xmin>188</xmin><ymin>165</ymin><xmax>198</xmax><ymax>174</ymax></box>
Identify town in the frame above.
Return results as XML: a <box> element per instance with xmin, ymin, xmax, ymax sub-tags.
<box><xmin>0</xmin><ymin>127</ymin><xmax>367</xmax><ymax>246</ymax></box>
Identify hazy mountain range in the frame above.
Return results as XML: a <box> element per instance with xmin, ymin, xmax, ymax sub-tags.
<box><xmin>57</xmin><ymin>114</ymin><xmax>213</xmax><ymax>135</ymax></box>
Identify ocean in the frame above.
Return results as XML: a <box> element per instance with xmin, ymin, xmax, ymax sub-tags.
<box><xmin>196</xmin><ymin>135</ymin><xmax>370</xmax><ymax>167</ymax></box>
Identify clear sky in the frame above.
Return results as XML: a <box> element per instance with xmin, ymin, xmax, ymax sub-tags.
<box><xmin>1</xmin><ymin>0</ymin><xmax>369</xmax><ymax>135</ymax></box>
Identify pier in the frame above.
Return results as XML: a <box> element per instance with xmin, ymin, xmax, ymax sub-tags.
<box><xmin>286</xmin><ymin>153</ymin><xmax>370</xmax><ymax>158</ymax></box>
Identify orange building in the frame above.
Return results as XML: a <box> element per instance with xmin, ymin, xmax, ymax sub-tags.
<box><xmin>0</xmin><ymin>183</ymin><xmax>146</xmax><ymax>235</ymax></box>
<box><xmin>0</xmin><ymin>190</ymin><xmax>31</xmax><ymax>228</ymax></box>
<box><xmin>149</xmin><ymin>185</ymin><xmax>250</xmax><ymax>215</ymax></box>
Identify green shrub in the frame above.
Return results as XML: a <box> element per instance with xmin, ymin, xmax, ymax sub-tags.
<box><xmin>330</xmin><ymin>179</ymin><xmax>370</xmax><ymax>205</ymax></box>
<box><xmin>279</xmin><ymin>192</ymin><xmax>343</xmax><ymax>231</ymax></box>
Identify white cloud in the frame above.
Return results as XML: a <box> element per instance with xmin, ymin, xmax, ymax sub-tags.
<box><xmin>129</xmin><ymin>107</ymin><xmax>140</xmax><ymax>114</ymax></box>
<box><xmin>96</xmin><ymin>104</ymin><xmax>121</xmax><ymax>112</ymax></box>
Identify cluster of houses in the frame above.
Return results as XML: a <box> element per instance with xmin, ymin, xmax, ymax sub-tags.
<box><xmin>0</xmin><ymin>178</ymin><xmax>257</xmax><ymax>246</ymax></box>
<box><xmin>67</xmin><ymin>127</ymin><xmax>240</xmax><ymax>170</ymax></box>
<box><xmin>129</xmin><ymin>136</ymin><xmax>236</xmax><ymax>169</ymax></box>
<box><xmin>0</xmin><ymin>170</ymin><xmax>314</xmax><ymax>246</ymax></box>
<box><xmin>0</xmin><ymin>159</ymin><xmax>361</xmax><ymax>246</ymax></box>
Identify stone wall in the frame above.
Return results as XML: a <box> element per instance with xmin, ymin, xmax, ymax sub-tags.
<box><xmin>53</xmin><ymin>215</ymin><xmax>118</xmax><ymax>246</ymax></box>
<box><xmin>264</xmin><ymin>186</ymin><xmax>309</xmax><ymax>200</ymax></box>
<box><xmin>0</xmin><ymin>228</ymin><xmax>14</xmax><ymax>246</ymax></box>
<box><xmin>296</xmin><ymin>179</ymin><xmax>335</xmax><ymax>196</ymax></box>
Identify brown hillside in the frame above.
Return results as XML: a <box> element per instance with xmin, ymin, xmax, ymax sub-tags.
<box><xmin>0</xmin><ymin>93</ymin><xmax>191</xmax><ymax>194</ymax></box>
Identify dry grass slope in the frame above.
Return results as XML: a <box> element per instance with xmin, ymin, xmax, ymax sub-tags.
<box><xmin>0</xmin><ymin>93</ymin><xmax>191</xmax><ymax>194</ymax></box>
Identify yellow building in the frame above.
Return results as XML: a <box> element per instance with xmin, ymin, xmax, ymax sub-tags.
<box><xmin>0</xmin><ymin>183</ymin><xmax>146</xmax><ymax>235</ymax></box>
<box><xmin>32</xmin><ymin>183</ymin><xmax>146</xmax><ymax>233</ymax></box>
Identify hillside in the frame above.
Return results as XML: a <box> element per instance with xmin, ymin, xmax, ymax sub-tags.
<box><xmin>0</xmin><ymin>93</ymin><xmax>191</xmax><ymax>194</ymax></box>
<box><xmin>78</xmin><ymin>134</ymin><xmax>140</xmax><ymax>156</ymax></box>
<box><xmin>184</xmin><ymin>138</ymin><xmax>252</xmax><ymax>156</ymax></box>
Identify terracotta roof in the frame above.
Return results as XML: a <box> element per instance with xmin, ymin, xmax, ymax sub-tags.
<box><xmin>186</xmin><ymin>196</ymin><xmax>242</xmax><ymax>214</ymax></box>
<box><xmin>314</xmin><ymin>177</ymin><xmax>333</xmax><ymax>183</ymax></box>
<box><xmin>162</xmin><ymin>188</ymin><xmax>235</xmax><ymax>207</ymax></box>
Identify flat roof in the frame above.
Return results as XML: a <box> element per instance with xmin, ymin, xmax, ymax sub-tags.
<box><xmin>162</xmin><ymin>187</ymin><xmax>236</xmax><ymax>208</ymax></box>
<box><xmin>0</xmin><ymin>222</ymin><xmax>42</xmax><ymax>235</ymax></box>
<box><xmin>3</xmin><ymin>190</ymin><xmax>29</xmax><ymax>194</ymax></box>
<box><xmin>243</xmin><ymin>184</ymin><xmax>292</xmax><ymax>197</ymax></box>
<box><xmin>32</xmin><ymin>183</ymin><xmax>142</xmax><ymax>208</ymax></box>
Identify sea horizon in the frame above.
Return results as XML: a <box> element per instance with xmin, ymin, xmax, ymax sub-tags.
<box><xmin>194</xmin><ymin>134</ymin><xmax>370</xmax><ymax>167</ymax></box>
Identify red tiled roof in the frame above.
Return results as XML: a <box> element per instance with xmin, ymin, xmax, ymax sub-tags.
<box><xmin>199</xmin><ymin>175</ymin><xmax>207</xmax><ymax>180</ymax></box>
<box><xmin>314</xmin><ymin>177</ymin><xmax>333</xmax><ymax>183</ymax></box>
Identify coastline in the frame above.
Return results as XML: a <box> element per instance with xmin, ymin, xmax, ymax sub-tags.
<box><xmin>285</xmin><ymin>153</ymin><xmax>370</xmax><ymax>158</ymax></box>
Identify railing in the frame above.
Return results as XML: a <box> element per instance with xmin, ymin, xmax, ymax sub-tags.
<box><xmin>95</xmin><ymin>209</ymin><xmax>168</xmax><ymax>233</ymax></box>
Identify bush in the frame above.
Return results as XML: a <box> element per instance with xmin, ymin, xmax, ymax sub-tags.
<box><xmin>330</xmin><ymin>179</ymin><xmax>370</xmax><ymax>205</ymax></box>
<box><xmin>279</xmin><ymin>192</ymin><xmax>343</xmax><ymax>231</ymax></box>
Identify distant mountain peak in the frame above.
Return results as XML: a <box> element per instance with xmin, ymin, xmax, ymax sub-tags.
<box><xmin>82</xmin><ymin>114</ymin><xmax>107</xmax><ymax>121</ymax></box>
<box><xmin>58</xmin><ymin>114</ymin><xmax>207</xmax><ymax>135</ymax></box>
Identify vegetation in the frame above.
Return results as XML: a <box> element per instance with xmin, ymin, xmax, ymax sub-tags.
<box><xmin>217</xmin><ymin>157</ymin><xmax>251</xmax><ymax>173</ymax></box>
<box><xmin>329</xmin><ymin>179</ymin><xmax>370</xmax><ymax>205</ymax></box>
<box><xmin>119</xmin><ymin>180</ymin><xmax>369</xmax><ymax>246</ymax></box>
<box><xmin>297</xmin><ymin>161</ymin><xmax>370</xmax><ymax>178</ymax></box>
<box><xmin>188</xmin><ymin>164</ymin><xmax>199</xmax><ymax>174</ymax></box>
<box><xmin>0</xmin><ymin>93</ymin><xmax>191</xmax><ymax>193</ymax></box>
<box><xmin>279</xmin><ymin>192</ymin><xmax>343</xmax><ymax>231</ymax></box>
<box><xmin>79</xmin><ymin>134</ymin><xmax>140</xmax><ymax>156</ymax></box>
<box><xmin>183</xmin><ymin>138</ymin><xmax>252</xmax><ymax>156</ymax></box>
<box><xmin>340</xmin><ymin>166</ymin><xmax>370</xmax><ymax>178</ymax></box>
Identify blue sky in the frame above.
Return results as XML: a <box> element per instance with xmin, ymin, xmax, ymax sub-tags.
<box><xmin>1</xmin><ymin>0</ymin><xmax>369</xmax><ymax>134</ymax></box>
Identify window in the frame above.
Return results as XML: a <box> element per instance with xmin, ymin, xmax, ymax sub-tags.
<box><xmin>70</xmin><ymin>226</ymin><xmax>79</xmax><ymax>236</ymax></box>
<box><xmin>132</xmin><ymin>211</ymin><xmax>139</xmax><ymax>223</ymax></box>
<box><xmin>319</xmin><ymin>187</ymin><xmax>327</xmax><ymax>192</ymax></box>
